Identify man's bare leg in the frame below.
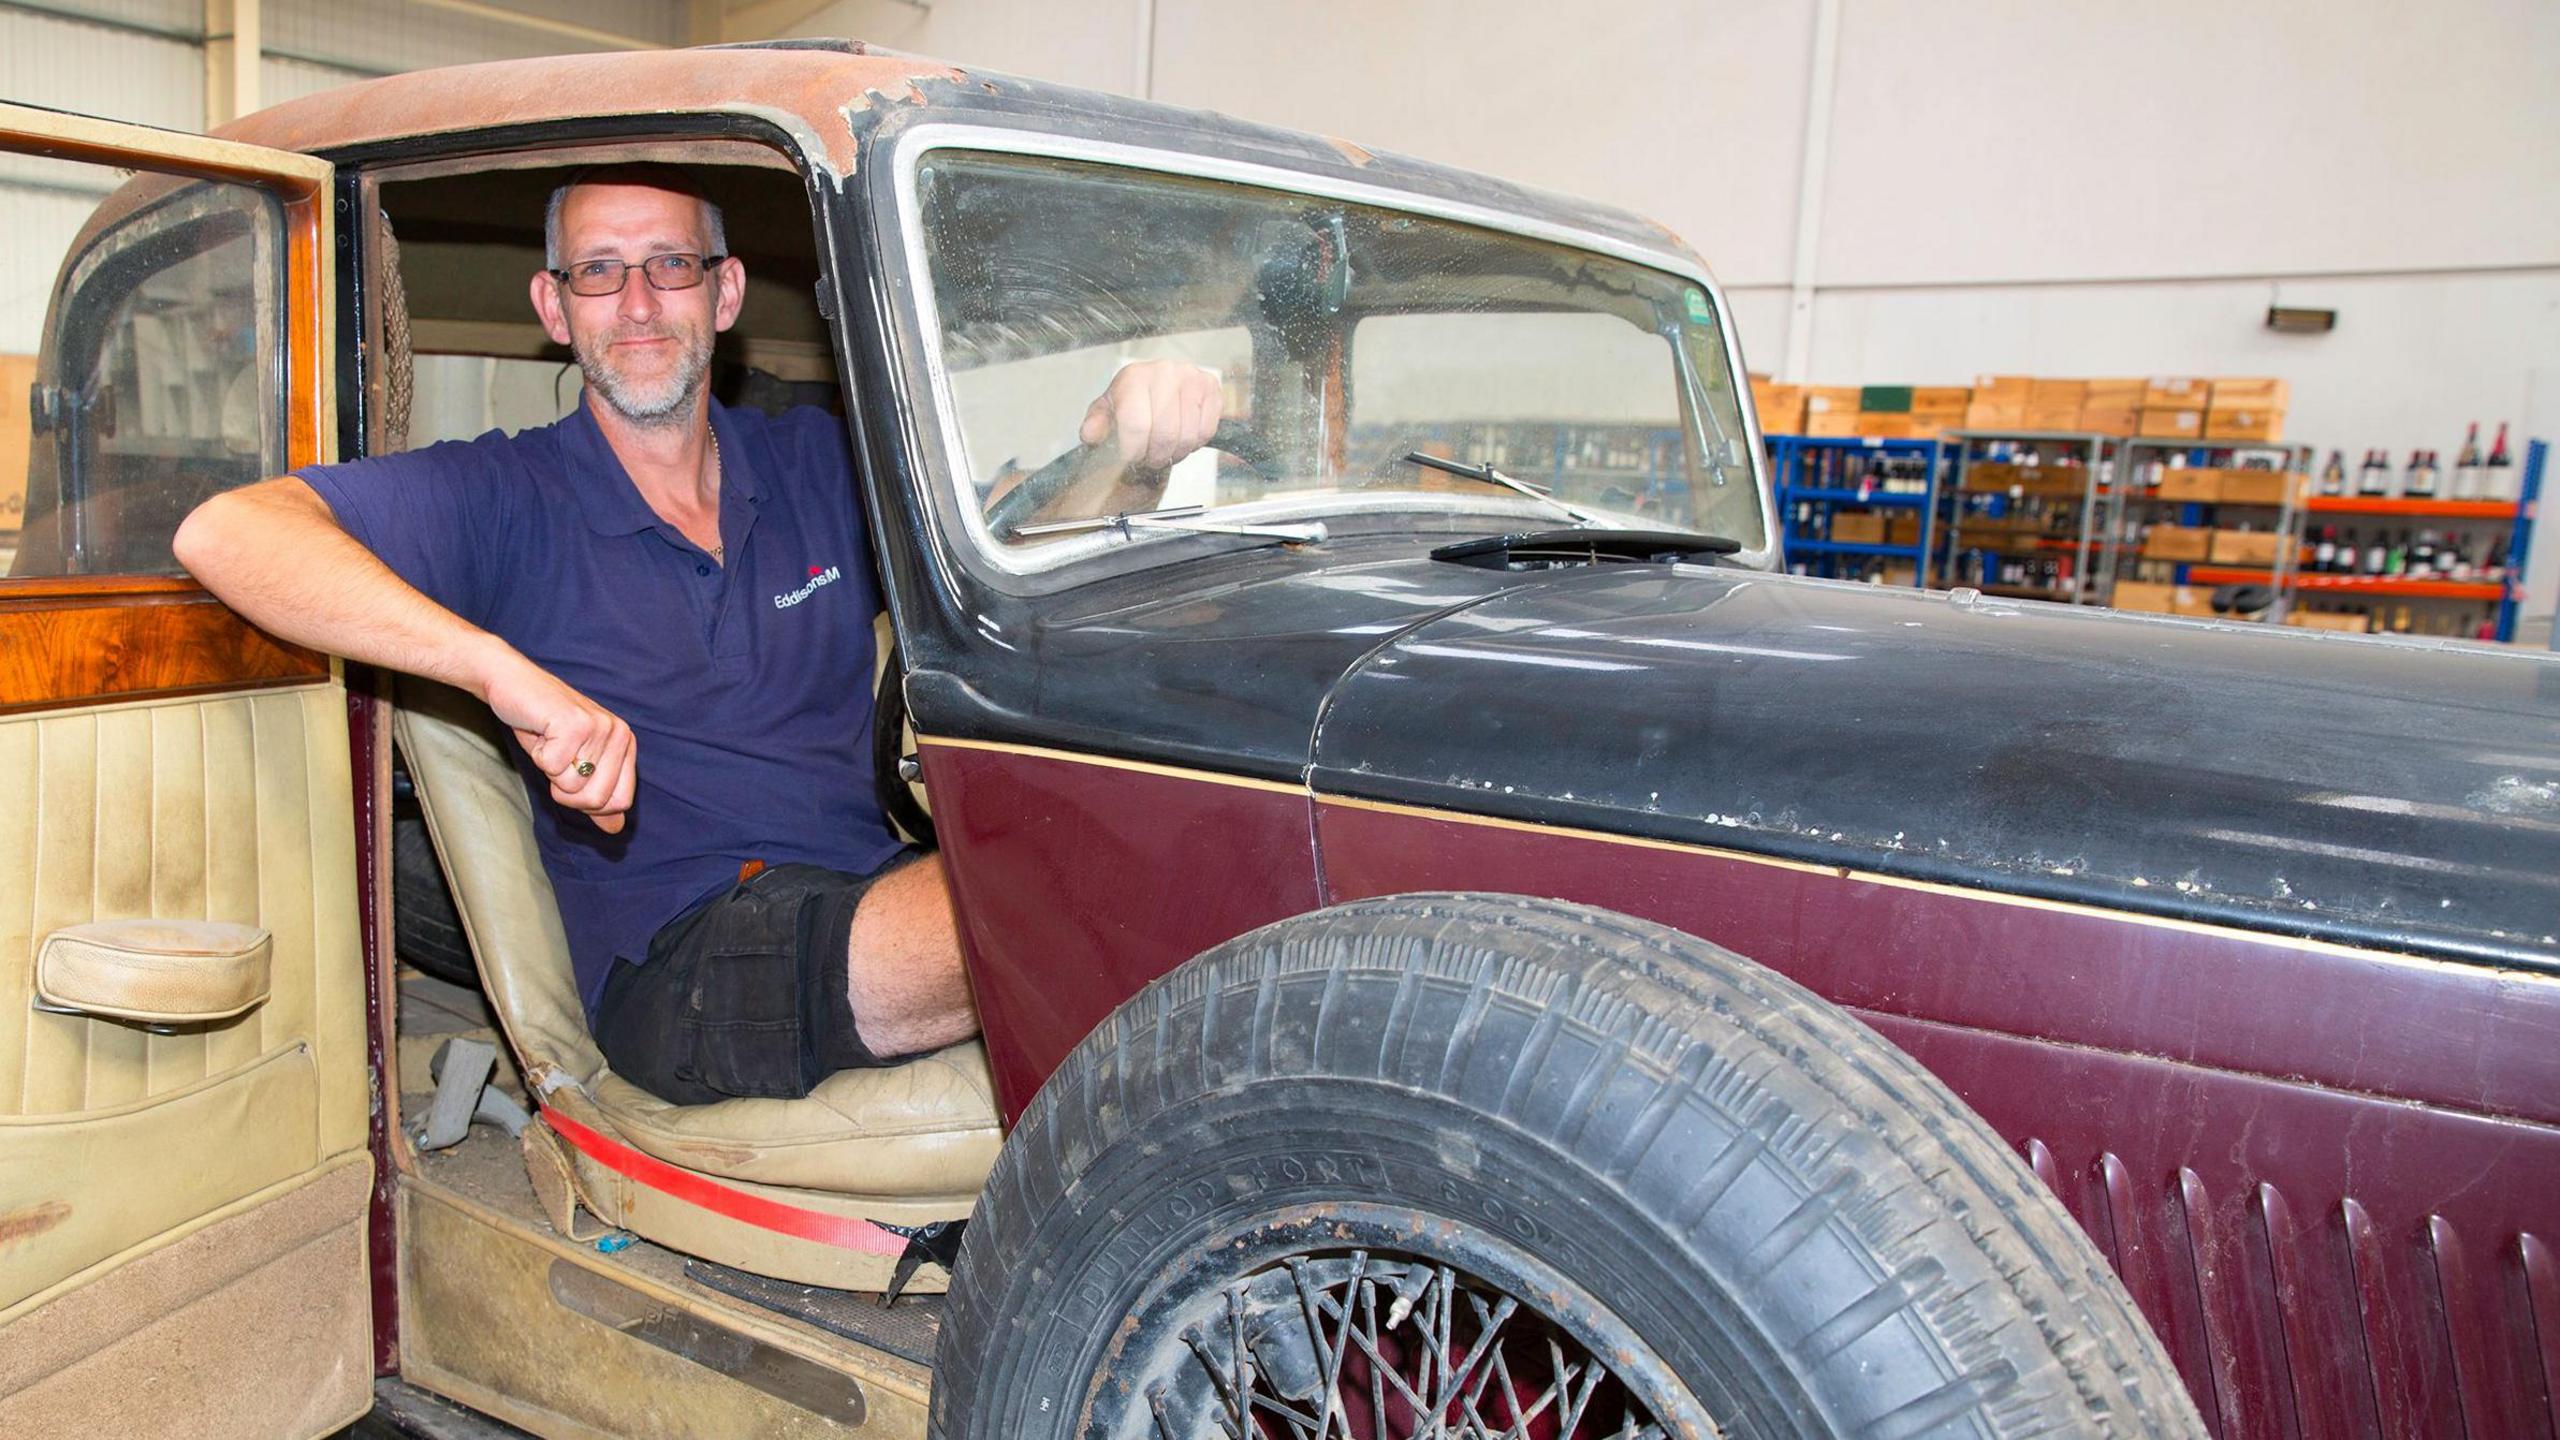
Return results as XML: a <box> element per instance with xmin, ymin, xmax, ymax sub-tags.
<box><xmin>847</xmin><ymin>856</ymin><xmax>979</xmax><ymax>1058</ymax></box>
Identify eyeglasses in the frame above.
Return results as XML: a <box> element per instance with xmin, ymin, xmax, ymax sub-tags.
<box><xmin>547</xmin><ymin>252</ymin><xmax>727</xmax><ymax>297</ymax></box>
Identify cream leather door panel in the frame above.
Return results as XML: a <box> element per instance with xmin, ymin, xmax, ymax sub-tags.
<box><xmin>0</xmin><ymin>689</ymin><xmax>364</xmax><ymax>1304</ymax></box>
<box><xmin>0</xmin><ymin>104</ymin><xmax>369</xmax><ymax>1439</ymax></box>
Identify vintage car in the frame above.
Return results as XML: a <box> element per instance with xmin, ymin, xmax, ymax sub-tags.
<box><xmin>2</xmin><ymin>40</ymin><xmax>2555</xmax><ymax>1440</ymax></box>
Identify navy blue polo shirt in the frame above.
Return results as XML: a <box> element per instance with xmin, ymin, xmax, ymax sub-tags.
<box><xmin>299</xmin><ymin>399</ymin><xmax>903</xmax><ymax>1011</ymax></box>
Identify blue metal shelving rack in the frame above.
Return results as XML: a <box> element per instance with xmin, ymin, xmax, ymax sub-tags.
<box><xmin>2498</xmin><ymin>439</ymin><xmax>2546</xmax><ymax>645</ymax></box>
<box><xmin>1766</xmin><ymin>434</ymin><xmax>1943</xmax><ymax>586</ymax></box>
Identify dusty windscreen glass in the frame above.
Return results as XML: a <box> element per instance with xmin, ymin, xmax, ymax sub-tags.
<box><xmin>913</xmin><ymin>151</ymin><xmax>1762</xmax><ymax>555</ymax></box>
<box><xmin>2</xmin><ymin>155</ymin><xmax>285</xmax><ymax>578</ymax></box>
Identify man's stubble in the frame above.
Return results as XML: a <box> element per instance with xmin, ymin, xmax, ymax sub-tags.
<box><xmin>569</xmin><ymin>312</ymin><xmax>714</xmax><ymax>430</ymax></box>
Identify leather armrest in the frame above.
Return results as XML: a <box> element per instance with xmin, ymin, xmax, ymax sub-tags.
<box><xmin>35</xmin><ymin>919</ymin><xmax>273</xmax><ymax>1025</ymax></box>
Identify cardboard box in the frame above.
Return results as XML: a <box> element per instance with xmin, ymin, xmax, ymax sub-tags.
<box><xmin>2287</xmin><ymin>610</ymin><xmax>2370</xmax><ymax>634</ymax></box>
<box><xmin>2216</xmin><ymin>469</ymin><xmax>2301</xmax><ymax>506</ymax></box>
<box><xmin>1853</xmin><ymin>413</ymin><xmax>1919</xmax><ymax>439</ymax></box>
<box><xmin>2139</xmin><ymin>407</ymin><xmax>2206</xmax><ymax>439</ymax></box>
<box><xmin>2077</xmin><ymin>378</ymin><xmax>2144</xmax><ymax>435</ymax></box>
<box><xmin>2022</xmin><ymin>378</ymin><xmax>2089</xmax><ymax>431</ymax></box>
<box><xmin>2144</xmin><ymin>376</ymin><xmax>2212</xmax><ymax>409</ymax></box>
<box><xmin>1752</xmin><ymin>380</ymin><xmax>1806</xmax><ymax>435</ymax></box>
<box><xmin>1874</xmin><ymin>560</ymin><xmax>1920</xmax><ymax>587</ymax></box>
<box><xmin>2077</xmin><ymin>404</ymin><xmax>2138</xmax><ymax>435</ymax></box>
<box><xmin>1962</xmin><ymin>375</ymin><xmax>2032</xmax><ymax>432</ymax></box>
<box><xmin>0</xmin><ymin>353</ymin><xmax>33</xmax><ymax>537</ymax></box>
<box><xmin>2208</xmin><ymin>529</ymin><xmax>2285</xmax><ymax>567</ymax></box>
<box><xmin>1829</xmin><ymin>511</ymin><xmax>1889</xmax><ymax>544</ymax></box>
<box><xmin>1959</xmin><ymin>461</ymin><xmax>2021</xmax><ymax>493</ymax></box>
<box><xmin>2141</xmin><ymin>525</ymin><xmax>2214</xmax><ymax>561</ymax></box>
<box><xmin>2209</xmin><ymin>377</ymin><xmax>2291</xmax><ymax>410</ymax></box>
<box><xmin>2154</xmin><ymin>467</ymin><xmax>2221</xmax><ymax>502</ymax></box>
<box><xmin>1805</xmin><ymin>409</ymin><xmax>1860</xmax><ymax>438</ymax></box>
<box><xmin>2108</xmin><ymin>580</ymin><xmax>2192</xmax><ymax>615</ymax></box>
<box><xmin>1909</xmin><ymin>386</ymin><xmax>1972</xmax><ymax>418</ymax></box>
<box><xmin>1803</xmin><ymin>386</ymin><xmax>1862</xmax><ymax>419</ymax></box>
<box><xmin>2204</xmin><ymin>407</ymin><xmax>2286</xmax><ymax>442</ymax></box>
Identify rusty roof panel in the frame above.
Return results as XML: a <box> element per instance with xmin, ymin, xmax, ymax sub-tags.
<box><xmin>213</xmin><ymin>45</ymin><xmax>965</xmax><ymax>176</ymax></box>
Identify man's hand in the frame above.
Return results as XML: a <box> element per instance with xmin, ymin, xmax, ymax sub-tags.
<box><xmin>477</xmin><ymin>647</ymin><xmax>637</xmax><ymax>835</ymax></box>
<box><xmin>1078</xmin><ymin>360</ymin><xmax>1222</xmax><ymax>470</ymax></box>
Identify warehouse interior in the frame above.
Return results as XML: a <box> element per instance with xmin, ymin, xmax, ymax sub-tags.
<box><xmin>5</xmin><ymin>9</ymin><xmax>2560</xmax><ymax>1440</ymax></box>
<box><xmin>2</xmin><ymin>0</ymin><xmax>2555</xmax><ymax>638</ymax></box>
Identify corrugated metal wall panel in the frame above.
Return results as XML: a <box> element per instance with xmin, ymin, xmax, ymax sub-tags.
<box><xmin>259</xmin><ymin>54</ymin><xmax>363</xmax><ymax>107</ymax></box>
<box><xmin>43</xmin><ymin>0</ymin><xmax>199</xmax><ymax>30</ymax></box>
<box><xmin>0</xmin><ymin>188</ymin><xmax>105</xmax><ymax>353</ymax></box>
<box><xmin>1</xmin><ymin>10</ymin><xmax>200</xmax><ymax>356</ymax></box>
<box><xmin>5</xmin><ymin>0</ymin><xmax>693</xmax><ymax>369</ymax></box>
<box><xmin>267</xmin><ymin>0</ymin><xmax>685</xmax><ymax>74</ymax></box>
<box><xmin>0</xmin><ymin>11</ymin><xmax>203</xmax><ymax>130</ymax></box>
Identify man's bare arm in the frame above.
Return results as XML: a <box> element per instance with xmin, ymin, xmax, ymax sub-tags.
<box><xmin>173</xmin><ymin>478</ymin><xmax>637</xmax><ymax>832</ymax></box>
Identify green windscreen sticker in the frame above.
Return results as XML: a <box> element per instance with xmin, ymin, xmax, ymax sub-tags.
<box><xmin>1684</xmin><ymin>288</ymin><xmax>1713</xmax><ymax>324</ymax></box>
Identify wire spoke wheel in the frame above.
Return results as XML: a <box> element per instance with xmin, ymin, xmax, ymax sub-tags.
<box><xmin>1102</xmin><ymin>1214</ymin><xmax>1692</xmax><ymax>1440</ymax></box>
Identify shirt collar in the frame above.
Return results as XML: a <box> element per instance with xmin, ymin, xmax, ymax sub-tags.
<box><xmin>566</xmin><ymin>396</ymin><xmax>762</xmax><ymax>537</ymax></box>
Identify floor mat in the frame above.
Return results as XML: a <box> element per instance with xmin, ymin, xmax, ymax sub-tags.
<box><xmin>682</xmin><ymin>1259</ymin><xmax>944</xmax><ymax>1367</ymax></box>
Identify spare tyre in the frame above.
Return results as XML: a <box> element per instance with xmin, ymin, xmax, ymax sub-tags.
<box><xmin>930</xmin><ymin>892</ymin><xmax>2203</xmax><ymax>1439</ymax></box>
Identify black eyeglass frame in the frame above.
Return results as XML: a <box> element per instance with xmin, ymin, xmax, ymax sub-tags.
<box><xmin>546</xmin><ymin>252</ymin><xmax>731</xmax><ymax>297</ymax></box>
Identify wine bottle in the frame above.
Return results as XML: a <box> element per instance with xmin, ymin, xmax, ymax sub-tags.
<box><xmin>2318</xmin><ymin>450</ymin><xmax>2347</xmax><ymax>497</ymax></box>
<box><xmin>2313</xmin><ymin>526</ymin><xmax>2338</xmax><ymax>573</ymax></box>
<box><xmin>2363</xmin><ymin>530</ymin><xmax>2388</xmax><ymax>575</ymax></box>
<box><xmin>2357</xmin><ymin>448</ymin><xmax>2391</xmax><ymax>497</ymax></box>
<box><xmin>2403</xmin><ymin>447</ymin><xmax>2437</xmax><ymax>498</ymax></box>
<box><xmin>2449</xmin><ymin>423</ymin><xmax>2483</xmax><ymax>500</ymax></box>
<box><xmin>2484</xmin><ymin>422</ymin><xmax>2515</xmax><ymax>502</ymax></box>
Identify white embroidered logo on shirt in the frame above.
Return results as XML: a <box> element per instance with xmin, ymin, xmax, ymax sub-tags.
<box><xmin>773</xmin><ymin>565</ymin><xmax>842</xmax><ymax>609</ymax></box>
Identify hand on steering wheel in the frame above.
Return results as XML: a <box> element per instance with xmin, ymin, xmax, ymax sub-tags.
<box><xmin>985</xmin><ymin>362</ymin><xmax>1281</xmax><ymax>539</ymax></box>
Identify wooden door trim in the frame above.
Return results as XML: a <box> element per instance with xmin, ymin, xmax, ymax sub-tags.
<box><xmin>0</xmin><ymin>592</ymin><xmax>327</xmax><ymax>715</ymax></box>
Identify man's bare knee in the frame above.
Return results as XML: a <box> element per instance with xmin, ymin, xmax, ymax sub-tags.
<box><xmin>846</xmin><ymin>856</ymin><xmax>978</xmax><ymax>1059</ymax></box>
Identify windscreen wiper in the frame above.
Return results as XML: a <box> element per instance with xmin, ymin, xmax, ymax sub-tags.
<box><xmin>1398</xmin><ymin>451</ymin><xmax>1600</xmax><ymax>526</ymax></box>
<box><xmin>1008</xmin><ymin>503</ymin><xmax>1326</xmax><ymax>545</ymax></box>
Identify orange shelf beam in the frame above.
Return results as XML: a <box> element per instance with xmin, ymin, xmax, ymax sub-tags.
<box><xmin>2303</xmin><ymin>497</ymin><xmax>2518</xmax><ymax>520</ymax></box>
<box><xmin>2188</xmin><ymin>566</ymin><xmax>2503</xmax><ymax>599</ymax></box>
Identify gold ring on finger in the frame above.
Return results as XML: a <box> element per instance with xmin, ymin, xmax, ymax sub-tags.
<box><xmin>573</xmin><ymin>758</ymin><xmax>596</xmax><ymax>778</ymax></box>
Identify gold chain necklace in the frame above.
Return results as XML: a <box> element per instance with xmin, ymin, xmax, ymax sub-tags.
<box><xmin>706</xmin><ymin>427</ymin><xmax>725</xmax><ymax>563</ymax></box>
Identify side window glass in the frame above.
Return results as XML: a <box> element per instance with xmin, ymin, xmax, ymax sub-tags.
<box><xmin>3</xmin><ymin>153</ymin><xmax>284</xmax><ymax>578</ymax></box>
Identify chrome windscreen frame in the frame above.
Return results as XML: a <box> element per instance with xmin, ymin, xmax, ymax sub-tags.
<box><xmin>881</xmin><ymin>121</ymin><xmax>1779</xmax><ymax>582</ymax></box>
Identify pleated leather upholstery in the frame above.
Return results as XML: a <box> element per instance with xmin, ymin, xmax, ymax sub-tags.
<box><xmin>0</xmin><ymin>684</ymin><xmax>367</xmax><ymax>1309</ymax></box>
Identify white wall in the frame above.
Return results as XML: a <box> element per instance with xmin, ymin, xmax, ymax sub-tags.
<box><xmin>801</xmin><ymin>0</ymin><xmax>2560</xmax><ymax>624</ymax></box>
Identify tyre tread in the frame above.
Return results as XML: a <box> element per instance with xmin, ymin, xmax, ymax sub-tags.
<box><xmin>932</xmin><ymin>893</ymin><xmax>2203</xmax><ymax>1440</ymax></box>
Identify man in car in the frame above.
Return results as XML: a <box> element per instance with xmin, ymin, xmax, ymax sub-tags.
<box><xmin>173</xmin><ymin>166</ymin><xmax>1222</xmax><ymax>1104</ymax></box>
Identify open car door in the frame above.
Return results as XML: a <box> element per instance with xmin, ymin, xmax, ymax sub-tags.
<box><xmin>0</xmin><ymin>104</ymin><xmax>370</xmax><ymax>1438</ymax></box>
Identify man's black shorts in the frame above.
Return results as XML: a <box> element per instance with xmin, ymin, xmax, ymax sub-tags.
<box><xmin>592</xmin><ymin>854</ymin><xmax>923</xmax><ymax>1105</ymax></box>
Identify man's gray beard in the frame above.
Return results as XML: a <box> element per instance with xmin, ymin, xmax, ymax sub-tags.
<box><xmin>573</xmin><ymin>329</ymin><xmax>712</xmax><ymax>430</ymax></box>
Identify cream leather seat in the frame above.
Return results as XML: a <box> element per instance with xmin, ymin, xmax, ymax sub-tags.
<box><xmin>393</xmin><ymin>677</ymin><xmax>1002</xmax><ymax>1290</ymax></box>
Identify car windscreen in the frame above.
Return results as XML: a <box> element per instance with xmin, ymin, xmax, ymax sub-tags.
<box><xmin>910</xmin><ymin>150</ymin><xmax>1764</xmax><ymax>564</ymax></box>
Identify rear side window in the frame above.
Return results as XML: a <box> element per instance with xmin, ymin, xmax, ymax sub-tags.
<box><xmin>4</xmin><ymin>156</ymin><xmax>284</xmax><ymax>577</ymax></box>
